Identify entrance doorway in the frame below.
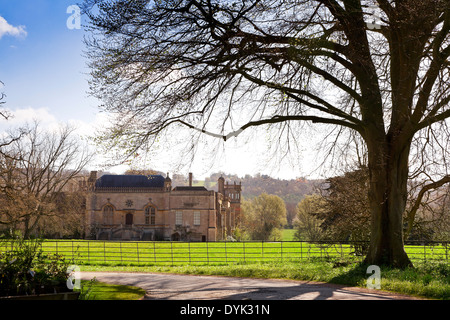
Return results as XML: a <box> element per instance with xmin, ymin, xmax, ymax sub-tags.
<box><xmin>125</xmin><ymin>213</ymin><xmax>133</xmax><ymax>226</ymax></box>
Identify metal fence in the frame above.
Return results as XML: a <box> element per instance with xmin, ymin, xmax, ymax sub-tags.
<box><xmin>1</xmin><ymin>240</ymin><xmax>448</xmax><ymax>266</ymax></box>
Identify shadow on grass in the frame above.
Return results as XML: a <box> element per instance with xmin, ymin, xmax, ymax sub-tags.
<box><xmin>328</xmin><ymin>261</ymin><xmax>450</xmax><ymax>300</ymax></box>
<box><xmin>328</xmin><ymin>262</ymin><xmax>369</xmax><ymax>287</ymax></box>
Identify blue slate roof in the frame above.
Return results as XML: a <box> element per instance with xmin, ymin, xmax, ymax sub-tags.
<box><xmin>173</xmin><ymin>186</ymin><xmax>207</xmax><ymax>191</ymax></box>
<box><xmin>95</xmin><ymin>175</ymin><xmax>165</xmax><ymax>188</ymax></box>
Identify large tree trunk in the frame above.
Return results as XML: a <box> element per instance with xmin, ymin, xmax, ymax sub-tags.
<box><xmin>364</xmin><ymin>134</ymin><xmax>413</xmax><ymax>268</ymax></box>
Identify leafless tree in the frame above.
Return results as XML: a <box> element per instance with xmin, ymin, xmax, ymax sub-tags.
<box><xmin>83</xmin><ymin>0</ymin><xmax>450</xmax><ymax>268</ymax></box>
<box><xmin>0</xmin><ymin>122</ymin><xmax>94</xmax><ymax>238</ymax></box>
<box><xmin>0</xmin><ymin>81</ymin><xmax>8</xmax><ymax>120</ymax></box>
<box><xmin>0</xmin><ymin>81</ymin><xmax>26</xmax><ymax>152</ymax></box>
<box><xmin>37</xmin><ymin>188</ymin><xmax>88</xmax><ymax>239</ymax></box>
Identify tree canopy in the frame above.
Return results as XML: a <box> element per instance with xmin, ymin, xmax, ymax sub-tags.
<box><xmin>83</xmin><ymin>0</ymin><xmax>450</xmax><ymax>267</ymax></box>
<box><xmin>242</xmin><ymin>193</ymin><xmax>287</xmax><ymax>240</ymax></box>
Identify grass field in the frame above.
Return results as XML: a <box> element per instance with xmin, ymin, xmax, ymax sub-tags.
<box><xmin>281</xmin><ymin>228</ymin><xmax>296</xmax><ymax>241</ymax></box>
<box><xmin>42</xmin><ymin>240</ymin><xmax>361</xmax><ymax>266</ymax></box>
<box><xmin>77</xmin><ymin>280</ymin><xmax>146</xmax><ymax>300</ymax></box>
<box><xmin>2</xmin><ymin>238</ymin><xmax>449</xmax><ymax>299</ymax></box>
<box><xmin>1</xmin><ymin>239</ymin><xmax>447</xmax><ymax>267</ymax></box>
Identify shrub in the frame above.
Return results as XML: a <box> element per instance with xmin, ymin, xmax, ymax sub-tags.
<box><xmin>0</xmin><ymin>237</ymin><xmax>71</xmax><ymax>297</ymax></box>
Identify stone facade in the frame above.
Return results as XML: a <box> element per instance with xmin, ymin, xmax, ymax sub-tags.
<box><xmin>85</xmin><ymin>172</ymin><xmax>241</xmax><ymax>241</ymax></box>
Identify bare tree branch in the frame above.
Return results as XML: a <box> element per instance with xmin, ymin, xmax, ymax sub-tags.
<box><xmin>405</xmin><ymin>175</ymin><xmax>450</xmax><ymax>239</ymax></box>
<box><xmin>83</xmin><ymin>0</ymin><xmax>450</xmax><ymax>267</ymax></box>
<box><xmin>0</xmin><ymin>122</ymin><xmax>94</xmax><ymax>237</ymax></box>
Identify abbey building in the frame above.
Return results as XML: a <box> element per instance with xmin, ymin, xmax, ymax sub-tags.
<box><xmin>85</xmin><ymin>172</ymin><xmax>241</xmax><ymax>241</ymax></box>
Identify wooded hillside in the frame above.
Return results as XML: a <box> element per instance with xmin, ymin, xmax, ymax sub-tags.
<box><xmin>169</xmin><ymin>172</ymin><xmax>321</xmax><ymax>226</ymax></box>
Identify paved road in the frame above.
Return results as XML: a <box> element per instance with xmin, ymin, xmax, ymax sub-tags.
<box><xmin>80</xmin><ymin>271</ymin><xmax>419</xmax><ymax>300</ymax></box>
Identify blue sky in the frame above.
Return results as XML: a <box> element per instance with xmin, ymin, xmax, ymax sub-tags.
<box><xmin>0</xmin><ymin>0</ymin><xmax>319</xmax><ymax>180</ymax></box>
<box><xmin>0</xmin><ymin>0</ymin><xmax>97</xmax><ymax>123</ymax></box>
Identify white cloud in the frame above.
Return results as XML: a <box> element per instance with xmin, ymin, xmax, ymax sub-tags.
<box><xmin>0</xmin><ymin>16</ymin><xmax>27</xmax><ymax>40</ymax></box>
<box><xmin>0</xmin><ymin>106</ymin><xmax>113</xmax><ymax>171</ymax></box>
<box><xmin>3</xmin><ymin>106</ymin><xmax>57</xmax><ymax>127</ymax></box>
<box><xmin>0</xmin><ymin>107</ymin><xmax>113</xmax><ymax>146</ymax></box>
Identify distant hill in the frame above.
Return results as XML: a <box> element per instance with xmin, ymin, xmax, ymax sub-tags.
<box><xmin>168</xmin><ymin>171</ymin><xmax>321</xmax><ymax>203</ymax></box>
<box><xmin>205</xmin><ymin>172</ymin><xmax>323</xmax><ymax>227</ymax></box>
<box><xmin>216</xmin><ymin>174</ymin><xmax>319</xmax><ymax>202</ymax></box>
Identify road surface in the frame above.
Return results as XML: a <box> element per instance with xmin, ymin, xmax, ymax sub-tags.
<box><xmin>80</xmin><ymin>271</ymin><xmax>419</xmax><ymax>300</ymax></box>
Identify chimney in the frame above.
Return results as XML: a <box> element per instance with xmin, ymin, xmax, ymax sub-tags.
<box><xmin>218</xmin><ymin>176</ymin><xmax>225</xmax><ymax>195</ymax></box>
<box><xmin>189</xmin><ymin>172</ymin><xmax>193</xmax><ymax>187</ymax></box>
<box><xmin>88</xmin><ymin>171</ymin><xmax>97</xmax><ymax>183</ymax></box>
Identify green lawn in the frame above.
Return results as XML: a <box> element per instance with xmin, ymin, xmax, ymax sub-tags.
<box><xmin>77</xmin><ymin>279</ymin><xmax>146</xmax><ymax>300</ymax></box>
<box><xmin>1</xmin><ymin>239</ymin><xmax>448</xmax><ymax>267</ymax></box>
<box><xmin>33</xmin><ymin>240</ymin><xmax>361</xmax><ymax>266</ymax></box>
<box><xmin>282</xmin><ymin>228</ymin><xmax>296</xmax><ymax>241</ymax></box>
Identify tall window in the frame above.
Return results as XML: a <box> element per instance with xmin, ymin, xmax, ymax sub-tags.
<box><xmin>194</xmin><ymin>211</ymin><xmax>201</xmax><ymax>226</ymax></box>
<box><xmin>145</xmin><ymin>206</ymin><xmax>156</xmax><ymax>225</ymax></box>
<box><xmin>103</xmin><ymin>205</ymin><xmax>114</xmax><ymax>224</ymax></box>
<box><xmin>175</xmin><ymin>211</ymin><xmax>183</xmax><ymax>226</ymax></box>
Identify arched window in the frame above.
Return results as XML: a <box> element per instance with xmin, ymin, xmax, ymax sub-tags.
<box><xmin>103</xmin><ymin>205</ymin><xmax>114</xmax><ymax>225</ymax></box>
<box><xmin>145</xmin><ymin>206</ymin><xmax>156</xmax><ymax>225</ymax></box>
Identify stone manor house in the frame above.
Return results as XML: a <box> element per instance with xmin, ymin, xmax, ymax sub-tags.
<box><xmin>85</xmin><ymin>172</ymin><xmax>241</xmax><ymax>241</ymax></box>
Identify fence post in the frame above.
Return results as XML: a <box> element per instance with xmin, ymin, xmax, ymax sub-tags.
<box><xmin>446</xmin><ymin>242</ymin><xmax>449</xmax><ymax>262</ymax></box>
<box><xmin>446</xmin><ymin>242</ymin><xmax>448</xmax><ymax>262</ymax></box>
<box><xmin>137</xmin><ymin>242</ymin><xmax>140</xmax><ymax>264</ymax></box>
<box><xmin>320</xmin><ymin>242</ymin><xmax>323</xmax><ymax>259</ymax></box>
<box><xmin>300</xmin><ymin>241</ymin><xmax>303</xmax><ymax>260</ymax></box>
<box><xmin>188</xmin><ymin>241</ymin><xmax>191</xmax><ymax>264</ymax></box>
<box><xmin>225</xmin><ymin>241</ymin><xmax>227</xmax><ymax>264</ymax></box>
<box><xmin>280</xmin><ymin>241</ymin><xmax>283</xmax><ymax>261</ymax></box>
<box><xmin>243</xmin><ymin>242</ymin><xmax>246</xmax><ymax>263</ymax></box>
<box><xmin>87</xmin><ymin>241</ymin><xmax>90</xmax><ymax>264</ymax></box>
<box><xmin>120</xmin><ymin>242</ymin><xmax>123</xmax><ymax>264</ymax></box>
<box><xmin>261</xmin><ymin>240</ymin><xmax>264</xmax><ymax>263</ymax></box>
<box><xmin>206</xmin><ymin>241</ymin><xmax>209</xmax><ymax>265</ymax></box>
